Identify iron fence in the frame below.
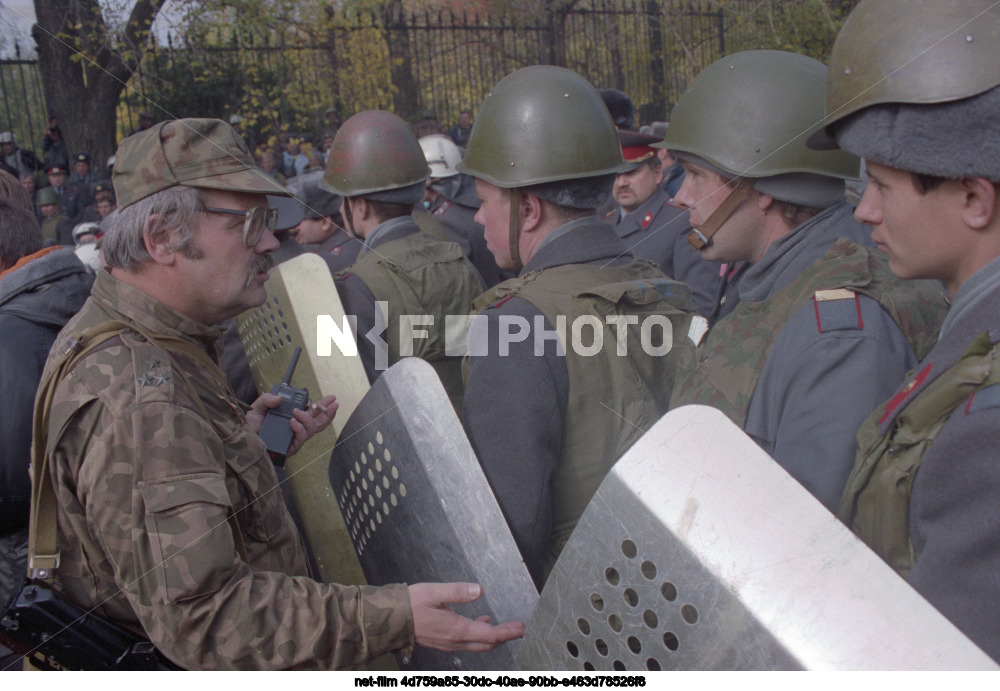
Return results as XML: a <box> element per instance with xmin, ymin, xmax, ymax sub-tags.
<box><xmin>1</xmin><ymin>0</ymin><xmax>855</xmax><ymax>156</ymax></box>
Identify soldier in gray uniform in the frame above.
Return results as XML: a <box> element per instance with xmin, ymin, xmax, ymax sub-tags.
<box><xmin>459</xmin><ymin>66</ymin><xmax>701</xmax><ymax>587</ymax></box>
<box><xmin>667</xmin><ymin>50</ymin><xmax>948</xmax><ymax>513</ymax></box>
<box><xmin>602</xmin><ymin>130</ymin><xmax>721</xmax><ymax>318</ymax></box>
<box><xmin>812</xmin><ymin>0</ymin><xmax>1000</xmax><ymax>662</ymax></box>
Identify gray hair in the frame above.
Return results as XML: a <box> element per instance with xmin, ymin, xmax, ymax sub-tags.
<box><xmin>101</xmin><ymin>185</ymin><xmax>203</xmax><ymax>271</ymax></box>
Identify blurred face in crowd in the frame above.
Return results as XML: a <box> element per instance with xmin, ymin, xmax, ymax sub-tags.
<box><xmin>2</xmin><ymin>142</ymin><xmax>14</xmax><ymax>155</ymax></box>
<box><xmin>40</xmin><ymin>203</ymin><xmax>58</xmax><ymax>218</ymax></box>
<box><xmin>613</xmin><ymin>159</ymin><xmax>662</xmax><ymax>213</ymax></box>
<box><xmin>674</xmin><ymin>158</ymin><xmax>765</xmax><ymax>264</ymax></box>
<box><xmin>295</xmin><ymin>216</ymin><xmax>333</xmax><ymax>245</ymax></box>
<box><xmin>96</xmin><ymin>199</ymin><xmax>115</xmax><ymax>218</ymax></box>
<box><xmin>74</xmin><ymin>161</ymin><xmax>90</xmax><ymax>178</ymax></box>
<box><xmin>20</xmin><ymin>174</ymin><xmax>35</xmax><ymax>193</ymax></box>
<box><xmin>459</xmin><ymin>111</ymin><xmax>471</xmax><ymax>128</ymax></box>
<box><xmin>48</xmin><ymin>171</ymin><xmax>66</xmax><ymax>188</ymax></box>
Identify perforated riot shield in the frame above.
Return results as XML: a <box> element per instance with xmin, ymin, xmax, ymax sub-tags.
<box><xmin>328</xmin><ymin>357</ymin><xmax>538</xmax><ymax>671</ymax></box>
<box><xmin>517</xmin><ymin>405</ymin><xmax>997</xmax><ymax>671</ymax></box>
<box><xmin>235</xmin><ymin>253</ymin><xmax>371</xmax><ymax>587</ymax></box>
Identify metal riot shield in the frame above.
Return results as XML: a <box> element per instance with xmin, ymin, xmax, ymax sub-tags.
<box><xmin>328</xmin><ymin>357</ymin><xmax>538</xmax><ymax>671</ymax></box>
<box><xmin>517</xmin><ymin>405</ymin><xmax>998</xmax><ymax>671</ymax></box>
<box><xmin>235</xmin><ymin>253</ymin><xmax>371</xmax><ymax>587</ymax></box>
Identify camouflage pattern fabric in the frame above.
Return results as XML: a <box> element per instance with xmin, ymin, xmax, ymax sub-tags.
<box><xmin>112</xmin><ymin>118</ymin><xmax>289</xmax><ymax>209</ymax></box>
<box><xmin>670</xmin><ymin>238</ymin><xmax>948</xmax><ymax>426</ymax></box>
<box><xmin>37</xmin><ymin>270</ymin><xmax>414</xmax><ymax>669</ymax></box>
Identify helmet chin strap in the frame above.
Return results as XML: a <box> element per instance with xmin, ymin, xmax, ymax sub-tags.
<box><xmin>508</xmin><ymin>187</ymin><xmax>524</xmax><ymax>273</ymax></box>
<box><xmin>686</xmin><ymin>178</ymin><xmax>754</xmax><ymax>250</ymax></box>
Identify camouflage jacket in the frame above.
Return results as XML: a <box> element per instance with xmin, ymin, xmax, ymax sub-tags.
<box><xmin>39</xmin><ymin>270</ymin><xmax>414</xmax><ymax>669</ymax></box>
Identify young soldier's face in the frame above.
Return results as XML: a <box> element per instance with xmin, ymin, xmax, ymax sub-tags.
<box><xmin>855</xmin><ymin>161</ymin><xmax>968</xmax><ymax>296</ymax></box>
<box><xmin>674</xmin><ymin>160</ymin><xmax>763</xmax><ymax>264</ymax></box>
<box><xmin>474</xmin><ymin>179</ymin><xmax>515</xmax><ymax>269</ymax></box>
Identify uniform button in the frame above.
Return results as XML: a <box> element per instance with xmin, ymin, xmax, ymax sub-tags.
<box><xmin>720</xmin><ymin>296</ymin><xmax>727</xmax><ymax>305</ymax></box>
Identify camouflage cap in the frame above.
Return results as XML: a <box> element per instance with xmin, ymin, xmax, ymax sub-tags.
<box><xmin>112</xmin><ymin>118</ymin><xmax>290</xmax><ymax>209</ymax></box>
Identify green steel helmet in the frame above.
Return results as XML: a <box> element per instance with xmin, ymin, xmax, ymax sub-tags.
<box><xmin>457</xmin><ymin>65</ymin><xmax>625</xmax><ymax>188</ymax></box>
<box><xmin>659</xmin><ymin>50</ymin><xmax>858</xmax><ymax>180</ymax></box>
<box><xmin>37</xmin><ymin>186</ymin><xmax>59</xmax><ymax>206</ymax></box>
<box><xmin>810</xmin><ymin>0</ymin><xmax>1000</xmax><ymax>149</ymax></box>
<box><xmin>323</xmin><ymin>110</ymin><xmax>430</xmax><ymax>197</ymax></box>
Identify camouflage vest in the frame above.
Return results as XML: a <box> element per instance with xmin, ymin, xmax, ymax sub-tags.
<box><xmin>670</xmin><ymin>238</ymin><xmax>947</xmax><ymax>427</ymax></box>
<box><xmin>838</xmin><ymin>332</ymin><xmax>1000</xmax><ymax>576</ymax></box>
<box><xmin>339</xmin><ymin>231</ymin><xmax>481</xmax><ymax>412</ymax></box>
<box><xmin>468</xmin><ymin>260</ymin><xmax>700</xmax><ymax>579</ymax></box>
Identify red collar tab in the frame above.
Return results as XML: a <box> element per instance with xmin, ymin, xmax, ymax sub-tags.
<box><xmin>879</xmin><ymin>363</ymin><xmax>933</xmax><ymax>425</ymax></box>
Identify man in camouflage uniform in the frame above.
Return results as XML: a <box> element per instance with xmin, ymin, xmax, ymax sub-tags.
<box><xmin>601</xmin><ymin>129</ymin><xmax>721</xmax><ymax>318</ymax></box>
<box><xmin>325</xmin><ymin>111</ymin><xmax>483</xmax><ymax>408</ymax></box>
<box><xmin>666</xmin><ymin>50</ymin><xmax>948</xmax><ymax>513</ymax></box>
<box><xmin>34</xmin><ymin>118</ymin><xmax>523</xmax><ymax>669</ymax></box>
<box><xmin>810</xmin><ymin>0</ymin><xmax>1000</xmax><ymax>662</ymax></box>
<box><xmin>459</xmin><ymin>66</ymin><xmax>702</xmax><ymax>587</ymax></box>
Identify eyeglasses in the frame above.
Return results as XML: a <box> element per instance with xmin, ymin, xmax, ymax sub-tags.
<box><xmin>201</xmin><ymin>206</ymin><xmax>278</xmax><ymax>247</ymax></box>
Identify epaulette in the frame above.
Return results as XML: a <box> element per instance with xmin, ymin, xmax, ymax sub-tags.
<box><xmin>601</xmin><ymin>210</ymin><xmax>616</xmax><ymax>222</ymax></box>
<box><xmin>813</xmin><ymin>288</ymin><xmax>862</xmax><ymax>333</ymax></box>
<box><xmin>122</xmin><ymin>329</ymin><xmax>176</xmax><ymax>403</ymax></box>
<box><xmin>433</xmin><ymin>201</ymin><xmax>452</xmax><ymax>216</ymax></box>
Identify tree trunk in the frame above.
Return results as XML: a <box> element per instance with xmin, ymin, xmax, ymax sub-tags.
<box><xmin>383</xmin><ymin>0</ymin><xmax>418</xmax><ymax>118</ymax></box>
<box><xmin>32</xmin><ymin>0</ymin><xmax>167</xmax><ymax>168</ymax></box>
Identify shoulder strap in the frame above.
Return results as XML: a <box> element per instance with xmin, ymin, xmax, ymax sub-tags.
<box><xmin>29</xmin><ymin>320</ymin><xmax>245</xmax><ymax>579</ymax></box>
<box><xmin>29</xmin><ymin>321</ymin><xmax>129</xmax><ymax>578</ymax></box>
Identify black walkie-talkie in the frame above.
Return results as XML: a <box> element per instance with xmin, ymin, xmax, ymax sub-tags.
<box><xmin>259</xmin><ymin>346</ymin><xmax>309</xmax><ymax>466</ymax></box>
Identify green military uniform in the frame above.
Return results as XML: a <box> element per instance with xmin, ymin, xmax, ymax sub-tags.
<box><xmin>335</xmin><ymin>217</ymin><xmax>482</xmax><ymax>411</ymax></box>
<box><xmin>40</xmin><ymin>271</ymin><xmax>414</xmax><ymax>669</ymax></box>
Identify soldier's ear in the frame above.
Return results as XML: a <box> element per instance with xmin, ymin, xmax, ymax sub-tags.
<box><xmin>520</xmin><ymin>191</ymin><xmax>543</xmax><ymax>233</ymax></box>
<box><xmin>958</xmin><ymin>177</ymin><xmax>998</xmax><ymax>231</ymax></box>
<box><xmin>143</xmin><ymin>213</ymin><xmax>178</xmax><ymax>266</ymax></box>
<box><xmin>756</xmin><ymin>191</ymin><xmax>775</xmax><ymax>212</ymax></box>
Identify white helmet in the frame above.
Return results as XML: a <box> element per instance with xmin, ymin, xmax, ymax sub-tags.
<box><xmin>418</xmin><ymin>133</ymin><xmax>462</xmax><ymax>179</ymax></box>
